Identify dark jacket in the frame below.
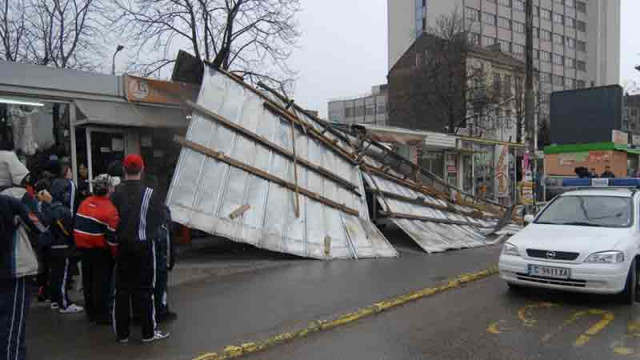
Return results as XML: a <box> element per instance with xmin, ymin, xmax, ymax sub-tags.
<box><xmin>110</xmin><ymin>180</ymin><xmax>164</xmax><ymax>253</ymax></box>
<box><xmin>50</xmin><ymin>178</ymin><xmax>78</xmax><ymax>214</ymax></box>
<box><xmin>0</xmin><ymin>195</ymin><xmax>46</xmax><ymax>279</ymax></box>
<box><xmin>40</xmin><ymin>201</ymin><xmax>74</xmax><ymax>256</ymax></box>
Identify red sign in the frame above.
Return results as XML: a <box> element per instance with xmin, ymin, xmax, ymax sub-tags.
<box><xmin>447</xmin><ymin>165</ymin><xmax>457</xmax><ymax>173</ymax></box>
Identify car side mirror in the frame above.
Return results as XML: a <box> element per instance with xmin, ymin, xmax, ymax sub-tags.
<box><xmin>524</xmin><ymin>215</ymin><xmax>535</xmax><ymax>224</ymax></box>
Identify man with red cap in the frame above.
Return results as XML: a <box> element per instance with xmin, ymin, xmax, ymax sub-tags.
<box><xmin>109</xmin><ymin>154</ymin><xmax>169</xmax><ymax>343</ymax></box>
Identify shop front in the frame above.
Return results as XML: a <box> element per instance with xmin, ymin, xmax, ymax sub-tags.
<box><xmin>458</xmin><ymin>137</ymin><xmax>524</xmax><ymax>206</ymax></box>
<box><xmin>0</xmin><ymin>62</ymin><xmax>193</xmax><ymax>196</ymax></box>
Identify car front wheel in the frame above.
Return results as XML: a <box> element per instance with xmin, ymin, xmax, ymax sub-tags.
<box><xmin>620</xmin><ymin>259</ymin><xmax>638</xmax><ymax>305</ymax></box>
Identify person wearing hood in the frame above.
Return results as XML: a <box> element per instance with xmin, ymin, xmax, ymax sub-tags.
<box><xmin>40</xmin><ymin>181</ymin><xmax>83</xmax><ymax>314</ymax></box>
<box><xmin>0</xmin><ymin>141</ymin><xmax>29</xmax><ymax>191</ymax></box>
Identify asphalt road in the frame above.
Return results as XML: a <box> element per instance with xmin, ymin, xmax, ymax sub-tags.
<box><xmin>27</xmin><ymin>232</ymin><xmax>503</xmax><ymax>360</ymax></box>
<box><xmin>244</xmin><ymin>275</ymin><xmax>640</xmax><ymax>360</ymax></box>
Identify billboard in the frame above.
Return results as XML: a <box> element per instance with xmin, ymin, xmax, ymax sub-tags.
<box><xmin>550</xmin><ymin>85</ymin><xmax>624</xmax><ymax>145</ymax></box>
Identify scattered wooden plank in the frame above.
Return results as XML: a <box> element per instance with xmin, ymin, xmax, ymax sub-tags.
<box><xmin>175</xmin><ymin>136</ymin><xmax>360</xmax><ymax>217</ymax></box>
<box><xmin>186</xmin><ymin>100</ymin><xmax>361</xmax><ymax>197</ymax></box>
<box><xmin>229</xmin><ymin>204</ymin><xmax>252</xmax><ymax>219</ymax></box>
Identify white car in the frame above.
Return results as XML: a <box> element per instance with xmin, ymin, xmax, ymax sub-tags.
<box><xmin>499</xmin><ymin>189</ymin><xmax>640</xmax><ymax>303</ymax></box>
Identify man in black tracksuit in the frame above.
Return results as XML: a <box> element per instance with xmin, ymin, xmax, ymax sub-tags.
<box><xmin>110</xmin><ymin>154</ymin><xmax>169</xmax><ymax>343</ymax></box>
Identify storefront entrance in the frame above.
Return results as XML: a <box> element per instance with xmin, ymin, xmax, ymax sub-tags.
<box><xmin>77</xmin><ymin>127</ymin><xmax>126</xmax><ymax>191</ymax></box>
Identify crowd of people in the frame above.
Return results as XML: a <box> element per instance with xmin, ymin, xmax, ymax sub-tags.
<box><xmin>574</xmin><ymin>165</ymin><xmax>617</xmax><ymax>179</ymax></box>
<box><xmin>0</xmin><ymin>142</ymin><xmax>177</xmax><ymax>359</ymax></box>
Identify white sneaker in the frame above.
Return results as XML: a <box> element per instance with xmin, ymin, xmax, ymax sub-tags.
<box><xmin>50</xmin><ymin>303</ymin><xmax>59</xmax><ymax>310</ymax></box>
<box><xmin>142</xmin><ymin>330</ymin><xmax>170</xmax><ymax>343</ymax></box>
<box><xmin>59</xmin><ymin>304</ymin><xmax>84</xmax><ymax>314</ymax></box>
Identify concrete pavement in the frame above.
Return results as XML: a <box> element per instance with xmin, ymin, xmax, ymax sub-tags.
<box><xmin>27</xmin><ymin>231</ymin><xmax>503</xmax><ymax>360</ymax></box>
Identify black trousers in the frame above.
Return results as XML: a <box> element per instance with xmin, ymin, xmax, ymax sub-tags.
<box><xmin>0</xmin><ymin>278</ymin><xmax>31</xmax><ymax>360</ymax></box>
<box><xmin>114</xmin><ymin>246</ymin><xmax>156</xmax><ymax>340</ymax></box>
<box><xmin>48</xmin><ymin>255</ymin><xmax>71</xmax><ymax>308</ymax></box>
<box><xmin>81</xmin><ymin>248</ymin><xmax>114</xmax><ymax>322</ymax></box>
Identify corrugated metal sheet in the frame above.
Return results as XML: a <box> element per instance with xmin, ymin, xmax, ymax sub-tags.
<box><xmin>166</xmin><ymin>67</ymin><xmax>397</xmax><ymax>259</ymax></box>
<box><xmin>362</xmin><ymin>171</ymin><xmax>501</xmax><ymax>253</ymax></box>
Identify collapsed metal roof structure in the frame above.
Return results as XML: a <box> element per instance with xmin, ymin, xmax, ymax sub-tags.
<box><xmin>166</xmin><ymin>62</ymin><xmax>518</xmax><ymax>259</ymax></box>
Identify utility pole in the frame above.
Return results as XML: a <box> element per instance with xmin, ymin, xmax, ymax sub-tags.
<box><xmin>524</xmin><ymin>0</ymin><xmax>536</xmax><ymax>213</ymax></box>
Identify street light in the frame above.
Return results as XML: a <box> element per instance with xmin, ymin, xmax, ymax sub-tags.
<box><xmin>111</xmin><ymin>45</ymin><xmax>125</xmax><ymax>75</ymax></box>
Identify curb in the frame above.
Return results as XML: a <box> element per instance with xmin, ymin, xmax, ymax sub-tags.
<box><xmin>192</xmin><ymin>265</ymin><xmax>499</xmax><ymax>360</ymax></box>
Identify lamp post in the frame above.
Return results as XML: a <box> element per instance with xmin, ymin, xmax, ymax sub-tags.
<box><xmin>111</xmin><ymin>45</ymin><xmax>125</xmax><ymax>75</ymax></box>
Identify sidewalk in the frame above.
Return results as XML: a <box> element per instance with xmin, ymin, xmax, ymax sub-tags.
<box><xmin>27</xmin><ymin>231</ymin><xmax>502</xmax><ymax>360</ymax></box>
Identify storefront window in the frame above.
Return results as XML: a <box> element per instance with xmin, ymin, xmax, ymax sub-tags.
<box><xmin>421</xmin><ymin>151</ymin><xmax>445</xmax><ymax>178</ymax></box>
<box><xmin>0</xmin><ymin>101</ymin><xmax>71</xmax><ymax>178</ymax></box>
<box><xmin>474</xmin><ymin>145</ymin><xmax>495</xmax><ymax>200</ymax></box>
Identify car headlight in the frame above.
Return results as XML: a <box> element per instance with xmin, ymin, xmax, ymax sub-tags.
<box><xmin>584</xmin><ymin>251</ymin><xmax>625</xmax><ymax>264</ymax></box>
<box><xmin>501</xmin><ymin>242</ymin><xmax>521</xmax><ymax>257</ymax></box>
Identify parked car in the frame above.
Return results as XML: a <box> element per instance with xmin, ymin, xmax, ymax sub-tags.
<box><xmin>499</xmin><ymin>188</ymin><xmax>640</xmax><ymax>303</ymax></box>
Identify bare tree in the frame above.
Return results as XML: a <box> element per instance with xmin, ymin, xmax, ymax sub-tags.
<box><xmin>1</xmin><ymin>0</ymin><xmax>104</xmax><ymax>69</ymax></box>
<box><xmin>388</xmin><ymin>9</ymin><xmax>507</xmax><ymax>135</ymax></box>
<box><xmin>0</xmin><ymin>0</ymin><xmax>28</xmax><ymax>62</ymax></box>
<box><xmin>113</xmin><ymin>0</ymin><xmax>300</xmax><ymax>88</ymax></box>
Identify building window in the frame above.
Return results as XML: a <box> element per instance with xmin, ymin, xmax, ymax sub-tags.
<box><xmin>577</xmin><ymin>40</ymin><xmax>586</xmax><ymax>51</ymax></box>
<box><xmin>577</xmin><ymin>80</ymin><xmax>586</xmax><ymax>88</ymax></box>
<box><xmin>499</xmin><ymin>0</ymin><xmax>511</xmax><ymax>7</ymax></box>
<box><xmin>540</xmin><ymin>29</ymin><xmax>552</xmax><ymax>41</ymax></box>
<box><xmin>576</xmin><ymin>60</ymin><xmax>586</xmax><ymax>71</ymax></box>
<box><xmin>513</xmin><ymin>21</ymin><xmax>525</xmax><ymax>33</ymax></box>
<box><xmin>345</xmin><ymin>107</ymin><xmax>354</xmax><ymax>118</ymax></box>
<box><xmin>553</xmin><ymin>13</ymin><xmax>564</xmax><ymax>25</ymax></box>
<box><xmin>534</xmin><ymin>27</ymin><xmax>539</xmax><ymax>38</ymax></box>
<box><xmin>534</xmin><ymin>5</ymin><xmax>539</xmax><ymax>17</ymax></box>
<box><xmin>504</xmin><ymin>75</ymin><xmax>513</xmax><ymax>96</ymax></box>
<box><xmin>469</xmin><ymin>32</ymin><xmax>481</xmax><ymax>46</ymax></box>
<box><xmin>513</xmin><ymin>44</ymin><xmax>525</xmax><ymax>55</ymax></box>
<box><xmin>505</xmin><ymin>110</ymin><xmax>513</xmax><ymax>129</ymax></box>
<box><xmin>566</xmin><ymin>57</ymin><xmax>576</xmax><ymax>68</ymax></box>
<box><xmin>567</xmin><ymin>37</ymin><xmax>576</xmax><ymax>48</ymax></box>
<box><xmin>553</xmin><ymin>33</ymin><xmax>564</xmax><ymax>45</ymax></box>
<box><xmin>376</xmin><ymin>103</ymin><xmax>386</xmax><ymax>114</ymax></box>
<box><xmin>553</xmin><ymin>75</ymin><xmax>564</xmax><ymax>86</ymax></box>
<box><xmin>541</xmin><ymin>9</ymin><xmax>551</xmax><ymax>20</ymax></box>
<box><xmin>498</xmin><ymin>17</ymin><xmax>512</xmax><ymax>30</ymax></box>
<box><xmin>565</xmin><ymin>78</ymin><xmax>576</xmax><ymax>89</ymax></box>
<box><xmin>566</xmin><ymin>17</ymin><xmax>576</xmax><ymax>28</ymax></box>
<box><xmin>553</xmin><ymin>53</ymin><xmax>564</xmax><ymax>65</ymax></box>
<box><xmin>534</xmin><ymin>49</ymin><xmax>540</xmax><ymax>59</ymax></box>
<box><xmin>567</xmin><ymin>0</ymin><xmax>575</xmax><ymax>8</ymax></box>
<box><xmin>577</xmin><ymin>20</ymin><xmax>586</xmax><ymax>32</ymax></box>
<box><xmin>514</xmin><ymin>0</ymin><xmax>525</xmax><ymax>11</ymax></box>
<box><xmin>466</xmin><ymin>7</ymin><xmax>480</xmax><ymax>22</ymax></box>
<box><xmin>498</xmin><ymin>40</ymin><xmax>511</xmax><ymax>52</ymax></box>
<box><xmin>541</xmin><ymin>51</ymin><xmax>551</xmax><ymax>63</ymax></box>
<box><xmin>366</xmin><ymin>103</ymin><xmax>375</xmax><ymax>116</ymax></box>
<box><xmin>483</xmin><ymin>12</ymin><xmax>497</xmax><ymax>26</ymax></box>
<box><xmin>493</xmin><ymin>74</ymin><xmax>501</xmax><ymax>96</ymax></box>
<box><xmin>541</xmin><ymin>73</ymin><xmax>552</xmax><ymax>83</ymax></box>
<box><xmin>483</xmin><ymin>36</ymin><xmax>496</xmax><ymax>47</ymax></box>
<box><xmin>576</xmin><ymin>1</ymin><xmax>586</xmax><ymax>13</ymax></box>
<box><xmin>356</xmin><ymin>105</ymin><xmax>365</xmax><ymax>117</ymax></box>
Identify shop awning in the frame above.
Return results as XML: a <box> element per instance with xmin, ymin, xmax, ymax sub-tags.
<box><xmin>74</xmin><ymin>99</ymin><xmax>190</xmax><ymax>128</ymax></box>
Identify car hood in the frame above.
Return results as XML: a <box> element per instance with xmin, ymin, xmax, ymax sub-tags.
<box><xmin>509</xmin><ymin>224</ymin><xmax>632</xmax><ymax>253</ymax></box>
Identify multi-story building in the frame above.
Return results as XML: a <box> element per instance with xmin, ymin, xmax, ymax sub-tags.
<box><xmin>389</xmin><ymin>0</ymin><xmax>621</xmax><ymax>126</ymax></box>
<box><xmin>327</xmin><ymin>84</ymin><xmax>388</xmax><ymax>126</ymax></box>
<box><xmin>388</xmin><ymin>33</ymin><xmax>538</xmax><ymax>143</ymax></box>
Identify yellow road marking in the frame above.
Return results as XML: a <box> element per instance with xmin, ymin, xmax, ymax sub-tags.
<box><xmin>487</xmin><ymin>320</ymin><xmax>507</xmax><ymax>334</ymax></box>
<box><xmin>572</xmin><ymin>309</ymin><xmax>615</xmax><ymax>347</ymax></box>
<box><xmin>192</xmin><ymin>266</ymin><xmax>499</xmax><ymax>360</ymax></box>
<box><xmin>517</xmin><ymin>302</ymin><xmax>558</xmax><ymax>327</ymax></box>
<box><xmin>610</xmin><ymin>321</ymin><xmax>640</xmax><ymax>357</ymax></box>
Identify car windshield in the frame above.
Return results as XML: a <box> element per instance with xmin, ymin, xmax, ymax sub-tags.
<box><xmin>535</xmin><ymin>195</ymin><xmax>633</xmax><ymax>228</ymax></box>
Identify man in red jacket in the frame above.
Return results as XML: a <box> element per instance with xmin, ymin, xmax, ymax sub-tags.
<box><xmin>74</xmin><ymin>174</ymin><xmax>119</xmax><ymax>324</ymax></box>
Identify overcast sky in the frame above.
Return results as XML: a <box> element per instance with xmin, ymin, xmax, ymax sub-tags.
<box><xmin>290</xmin><ymin>0</ymin><xmax>640</xmax><ymax>117</ymax></box>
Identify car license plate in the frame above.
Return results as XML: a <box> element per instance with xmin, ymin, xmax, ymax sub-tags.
<box><xmin>528</xmin><ymin>265</ymin><xmax>570</xmax><ymax>279</ymax></box>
